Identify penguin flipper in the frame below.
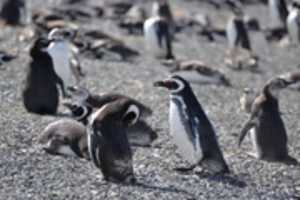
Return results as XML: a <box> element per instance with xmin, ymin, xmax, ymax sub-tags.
<box><xmin>174</xmin><ymin>164</ymin><xmax>197</xmax><ymax>173</ymax></box>
<box><xmin>238</xmin><ymin>119</ymin><xmax>256</xmax><ymax>147</ymax></box>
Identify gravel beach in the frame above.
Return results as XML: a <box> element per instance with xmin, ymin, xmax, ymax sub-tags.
<box><xmin>0</xmin><ymin>0</ymin><xmax>299</xmax><ymax>199</ymax></box>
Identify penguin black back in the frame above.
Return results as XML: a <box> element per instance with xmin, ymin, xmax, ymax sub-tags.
<box><xmin>238</xmin><ymin>77</ymin><xmax>298</xmax><ymax>165</ymax></box>
<box><xmin>87</xmin><ymin>98</ymin><xmax>140</xmax><ymax>183</ymax></box>
<box><xmin>0</xmin><ymin>0</ymin><xmax>25</xmax><ymax>25</ymax></box>
<box><xmin>22</xmin><ymin>38</ymin><xmax>65</xmax><ymax>115</ymax></box>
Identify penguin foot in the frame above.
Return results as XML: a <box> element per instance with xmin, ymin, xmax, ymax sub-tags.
<box><xmin>246</xmin><ymin>151</ymin><xmax>259</xmax><ymax>159</ymax></box>
<box><xmin>174</xmin><ymin>164</ymin><xmax>196</xmax><ymax>173</ymax></box>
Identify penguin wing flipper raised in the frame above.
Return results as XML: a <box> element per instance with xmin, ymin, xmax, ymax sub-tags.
<box><xmin>238</xmin><ymin>119</ymin><xmax>257</xmax><ymax>147</ymax></box>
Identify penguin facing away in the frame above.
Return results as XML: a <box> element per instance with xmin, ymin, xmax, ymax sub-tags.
<box><xmin>87</xmin><ymin>98</ymin><xmax>140</xmax><ymax>183</ymax></box>
<box><xmin>154</xmin><ymin>75</ymin><xmax>229</xmax><ymax>174</ymax></box>
<box><xmin>0</xmin><ymin>0</ymin><xmax>27</xmax><ymax>25</ymax></box>
<box><xmin>39</xmin><ymin>119</ymin><xmax>89</xmax><ymax>159</ymax></box>
<box><xmin>22</xmin><ymin>37</ymin><xmax>67</xmax><ymax>115</ymax></box>
<box><xmin>238</xmin><ymin>77</ymin><xmax>298</xmax><ymax>165</ymax></box>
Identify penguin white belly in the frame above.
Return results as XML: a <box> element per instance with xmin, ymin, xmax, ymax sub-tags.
<box><xmin>173</xmin><ymin>71</ymin><xmax>221</xmax><ymax>85</ymax></box>
<box><xmin>269</xmin><ymin>0</ymin><xmax>282</xmax><ymax>26</ymax></box>
<box><xmin>169</xmin><ymin>101</ymin><xmax>202</xmax><ymax>164</ymax></box>
<box><xmin>47</xmin><ymin>41</ymin><xmax>73</xmax><ymax>87</ymax></box>
<box><xmin>250</xmin><ymin>128</ymin><xmax>258</xmax><ymax>154</ymax></box>
<box><xmin>287</xmin><ymin>11</ymin><xmax>300</xmax><ymax>43</ymax></box>
<box><xmin>144</xmin><ymin>17</ymin><xmax>164</xmax><ymax>55</ymax></box>
<box><xmin>226</xmin><ymin>19</ymin><xmax>237</xmax><ymax>49</ymax></box>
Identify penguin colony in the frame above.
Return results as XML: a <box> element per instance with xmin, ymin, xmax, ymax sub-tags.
<box><xmin>1</xmin><ymin>0</ymin><xmax>300</xmax><ymax>198</ymax></box>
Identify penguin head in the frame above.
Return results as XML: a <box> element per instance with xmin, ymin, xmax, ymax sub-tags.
<box><xmin>264</xmin><ymin>77</ymin><xmax>295</xmax><ymax>98</ymax></box>
<box><xmin>152</xmin><ymin>0</ymin><xmax>171</xmax><ymax>18</ymax></box>
<box><xmin>291</xmin><ymin>1</ymin><xmax>300</xmax><ymax>9</ymax></box>
<box><xmin>48</xmin><ymin>28</ymin><xmax>77</xmax><ymax>41</ymax></box>
<box><xmin>89</xmin><ymin>98</ymin><xmax>141</xmax><ymax>128</ymax></box>
<box><xmin>30</xmin><ymin>37</ymin><xmax>53</xmax><ymax>57</ymax></box>
<box><xmin>63</xmin><ymin>101</ymin><xmax>92</xmax><ymax>124</ymax></box>
<box><xmin>154</xmin><ymin>75</ymin><xmax>191</xmax><ymax>95</ymax></box>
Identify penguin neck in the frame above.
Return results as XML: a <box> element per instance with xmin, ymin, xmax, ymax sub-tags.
<box><xmin>30</xmin><ymin>49</ymin><xmax>51</xmax><ymax>61</ymax></box>
<box><xmin>262</xmin><ymin>86</ymin><xmax>279</xmax><ymax>109</ymax></box>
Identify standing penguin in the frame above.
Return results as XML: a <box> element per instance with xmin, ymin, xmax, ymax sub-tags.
<box><xmin>226</xmin><ymin>9</ymin><xmax>251</xmax><ymax>51</ymax></box>
<box><xmin>269</xmin><ymin>0</ymin><xmax>288</xmax><ymax>28</ymax></box>
<box><xmin>47</xmin><ymin>28</ymin><xmax>83</xmax><ymax>90</ymax></box>
<box><xmin>287</xmin><ymin>1</ymin><xmax>300</xmax><ymax>44</ymax></box>
<box><xmin>0</xmin><ymin>0</ymin><xmax>30</xmax><ymax>25</ymax></box>
<box><xmin>154</xmin><ymin>75</ymin><xmax>229</xmax><ymax>174</ymax></box>
<box><xmin>238</xmin><ymin>77</ymin><xmax>298</xmax><ymax>165</ymax></box>
<box><xmin>22</xmin><ymin>37</ymin><xmax>67</xmax><ymax>115</ymax></box>
<box><xmin>87</xmin><ymin>98</ymin><xmax>140</xmax><ymax>183</ymax></box>
<box><xmin>143</xmin><ymin>0</ymin><xmax>174</xmax><ymax>59</ymax></box>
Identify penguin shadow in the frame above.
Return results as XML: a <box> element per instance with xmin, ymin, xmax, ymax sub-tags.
<box><xmin>195</xmin><ymin>171</ymin><xmax>247</xmax><ymax>188</ymax></box>
<box><xmin>132</xmin><ymin>181</ymin><xmax>195</xmax><ymax>197</ymax></box>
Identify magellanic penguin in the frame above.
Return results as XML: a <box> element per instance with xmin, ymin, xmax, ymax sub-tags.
<box><xmin>225</xmin><ymin>9</ymin><xmax>259</xmax><ymax>71</ymax></box>
<box><xmin>269</xmin><ymin>0</ymin><xmax>289</xmax><ymax>28</ymax></box>
<box><xmin>65</xmin><ymin>87</ymin><xmax>158</xmax><ymax>147</ymax></box>
<box><xmin>22</xmin><ymin>37</ymin><xmax>68</xmax><ymax>115</ymax></box>
<box><xmin>154</xmin><ymin>75</ymin><xmax>229</xmax><ymax>174</ymax></box>
<box><xmin>226</xmin><ymin>9</ymin><xmax>251</xmax><ymax>51</ymax></box>
<box><xmin>143</xmin><ymin>1</ymin><xmax>174</xmax><ymax>59</ymax></box>
<box><xmin>39</xmin><ymin>119</ymin><xmax>89</xmax><ymax>159</ymax></box>
<box><xmin>287</xmin><ymin>1</ymin><xmax>300</xmax><ymax>44</ymax></box>
<box><xmin>47</xmin><ymin>28</ymin><xmax>84</xmax><ymax>89</ymax></box>
<box><xmin>87</xmin><ymin>98</ymin><xmax>140</xmax><ymax>183</ymax></box>
<box><xmin>0</xmin><ymin>0</ymin><xmax>30</xmax><ymax>26</ymax></box>
<box><xmin>238</xmin><ymin>77</ymin><xmax>298</xmax><ymax>165</ymax></box>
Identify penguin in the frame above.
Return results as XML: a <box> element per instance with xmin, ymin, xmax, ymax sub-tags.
<box><xmin>287</xmin><ymin>1</ymin><xmax>300</xmax><ymax>44</ymax></box>
<box><xmin>67</xmin><ymin>86</ymin><xmax>153</xmax><ymax>119</ymax></box>
<box><xmin>47</xmin><ymin>28</ymin><xmax>83</xmax><ymax>89</ymax></box>
<box><xmin>154</xmin><ymin>75</ymin><xmax>229</xmax><ymax>174</ymax></box>
<box><xmin>238</xmin><ymin>77</ymin><xmax>298</xmax><ymax>165</ymax></box>
<box><xmin>64</xmin><ymin>87</ymin><xmax>158</xmax><ymax>147</ymax></box>
<box><xmin>39</xmin><ymin>119</ymin><xmax>89</xmax><ymax>159</ymax></box>
<box><xmin>22</xmin><ymin>37</ymin><xmax>68</xmax><ymax>115</ymax></box>
<box><xmin>0</xmin><ymin>0</ymin><xmax>29</xmax><ymax>26</ymax></box>
<box><xmin>143</xmin><ymin>1</ymin><xmax>174</xmax><ymax>59</ymax></box>
<box><xmin>162</xmin><ymin>60</ymin><xmax>231</xmax><ymax>86</ymax></box>
<box><xmin>152</xmin><ymin>0</ymin><xmax>175</xmax><ymax>32</ymax></box>
<box><xmin>269</xmin><ymin>0</ymin><xmax>288</xmax><ymax>28</ymax></box>
<box><xmin>226</xmin><ymin>9</ymin><xmax>251</xmax><ymax>51</ymax></box>
<box><xmin>87</xmin><ymin>98</ymin><xmax>139</xmax><ymax>183</ymax></box>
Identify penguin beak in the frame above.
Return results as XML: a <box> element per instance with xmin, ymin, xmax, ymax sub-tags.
<box><xmin>153</xmin><ymin>79</ymin><xmax>174</xmax><ymax>89</ymax></box>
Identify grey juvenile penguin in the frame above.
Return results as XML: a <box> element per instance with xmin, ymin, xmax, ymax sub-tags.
<box><xmin>154</xmin><ymin>75</ymin><xmax>229</xmax><ymax>174</ymax></box>
<box><xmin>88</xmin><ymin>98</ymin><xmax>140</xmax><ymax>183</ymax></box>
<box><xmin>22</xmin><ymin>37</ymin><xmax>68</xmax><ymax>115</ymax></box>
<box><xmin>239</xmin><ymin>77</ymin><xmax>298</xmax><ymax>165</ymax></box>
<box><xmin>39</xmin><ymin>118</ymin><xmax>89</xmax><ymax>159</ymax></box>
